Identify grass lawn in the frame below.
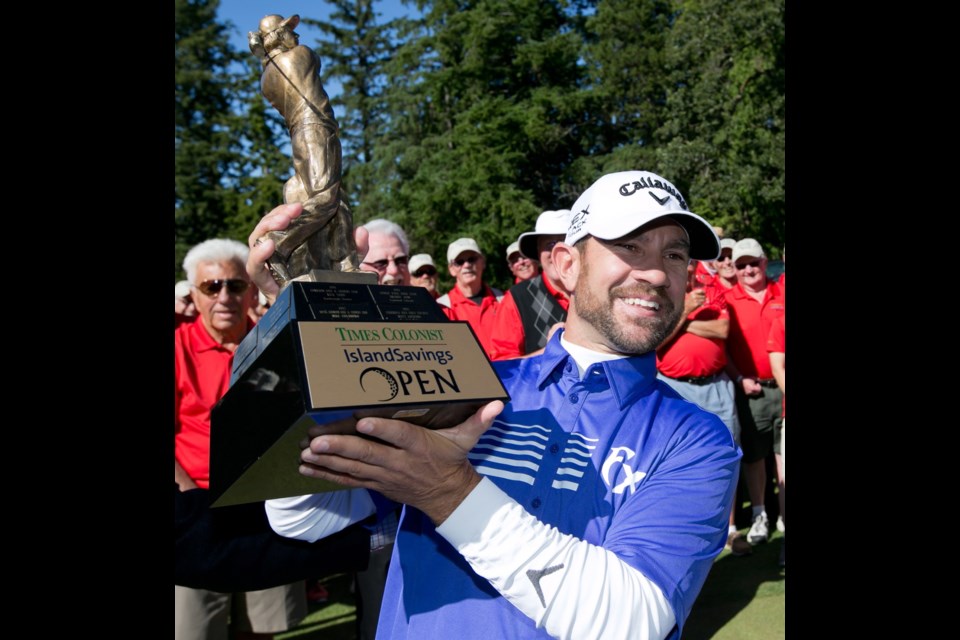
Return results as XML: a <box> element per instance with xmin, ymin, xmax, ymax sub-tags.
<box><xmin>278</xmin><ymin>529</ymin><xmax>785</xmax><ymax>640</ymax></box>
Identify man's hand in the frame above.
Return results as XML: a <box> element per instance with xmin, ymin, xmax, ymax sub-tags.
<box><xmin>683</xmin><ymin>289</ymin><xmax>706</xmax><ymax>316</ymax></box>
<box><xmin>247</xmin><ymin>203</ymin><xmax>369</xmax><ymax>305</ymax></box>
<box><xmin>298</xmin><ymin>400</ymin><xmax>505</xmax><ymax>526</ymax></box>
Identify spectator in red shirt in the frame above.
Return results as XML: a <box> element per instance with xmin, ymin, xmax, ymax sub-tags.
<box><xmin>175</xmin><ymin>238</ymin><xmax>306</xmax><ymax>640</ymax></box>
<box><xmin>436</xmin><ymin>238</ymin><xmax>503</xmax><ymax>357</ymax></box>
<box><xmin>723</xmin><ymin>238</ymin><xmax>785</xmax><ymax>549</ymax></box>
<box><xmin>490</xmin><ymin>210</ymin><xmax>572</xmax><ymax>360</ymax></box>
<box><xmin>505</xmin><ymin>240</ymin><xmax>539</xmax><ymax>284</ymax></box>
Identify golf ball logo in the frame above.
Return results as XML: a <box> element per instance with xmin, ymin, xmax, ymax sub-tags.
<box><xmin>359</xmin><ymin>367</ymin><xmax>399</xmax><ymax>401</ymax></box>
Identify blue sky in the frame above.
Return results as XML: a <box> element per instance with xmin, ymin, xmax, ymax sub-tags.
<box><xmin>216</xmin><ymin>0</ymin><xmax>417</xmax><ymax>54</ymax></box>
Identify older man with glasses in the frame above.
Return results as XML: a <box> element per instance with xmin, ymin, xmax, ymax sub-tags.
<box><xmin>436</xmin><ymin>237</ymin><xmax>503</xmax><ymax>357</ymax></box>
<box><xmin>723</xmin><ymin>238</ymin><xmax>785</xmax><ymax>549</ymax></box>
<box><xmin>359</xmin><ymin>219</ymin><xmax>412</xmax><ymax>286</ymax></box>
<box><xmin>175</xmin><ymin>238</ymin><xmax>307</xmax><ymax>640</ymax></box>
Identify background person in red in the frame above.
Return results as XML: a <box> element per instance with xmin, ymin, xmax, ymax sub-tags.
<box><xmin>175</xmin><ymin>238</ymin><xmax>306</xmax><ymax>640</ymax></box>
<box><xmin>712</xmin><ymin>238</ymin><xmax>738</xmax><ymax>290</ymax></box>
<box><xmin>656</xmin><ymin>259</ymin><xmax>749</xmax><ymax>555</ymax></box>
<box><xmin>505</xmin><ymin>240</ymin><xmax>539</xmax><ymax>283</ymax></box>
<box><xmin>436</xmin><ymin>237</ymin><xmax>503</xmax><ymax>357</ymax></box>
<box><xmin>490</xmin><ymin>210</ymin><xmax>571</xmax><ymax>360</ymax></box>
<box><xmin>723</xmin><ymin>238</ymin><xmax>785</xmax><ymax>548</ymax></box>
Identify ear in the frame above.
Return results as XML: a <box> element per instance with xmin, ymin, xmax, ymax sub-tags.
<box><xmin>553</xmin><ymin>242</ymin><xmax>580</xmax><ymax>294</ymax></box>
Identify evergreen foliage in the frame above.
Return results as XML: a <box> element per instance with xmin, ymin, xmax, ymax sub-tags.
<box><xmin>174</xmin><ymin>0</ymin><xmax>786</xmax><ymax>287</ymax></box>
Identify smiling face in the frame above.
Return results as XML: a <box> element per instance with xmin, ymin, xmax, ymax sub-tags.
<box><xmin>734</xmin><ymin>254</ymin><xmax>767</xmax><ymax>290</ymax></box>
<box><xmin>508</xmin><ymin>251</ymin><xmax>538</xmax><ymax>281</ymax></box>
<box><xmin>714</xmin><ymin>248</ymin><xmax>737</xmax><ymax>282</ymax></box>
<box><xmin>448</xmin><ymin>251</ymin><xmax>486</xmax><ymax>295</ymax></box>
<box><xmin>192</xmin><ymin>260</ymin><xmax>254</xmax><ymax>344</ymax></box>
<box><xmin>556</xmin><ymin>219</ymin><xmax>690</xmax><ymax>355</ymax></box>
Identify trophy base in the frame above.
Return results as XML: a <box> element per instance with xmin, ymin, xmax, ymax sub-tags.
<box><xmin>209</xmin><ymin>280</ymin><xmax>509</xmax><ymax>507</ymax></box>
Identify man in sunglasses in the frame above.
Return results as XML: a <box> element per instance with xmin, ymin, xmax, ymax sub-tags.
<box><xmin>359</xmin><ymin>219</ymin><xmax>412</xmax><ymax>287</ymax></box>
<box><xmin>711</xmin><ymin>237</ymin><xmax>739</xmax><ymax>289</ymax></box>
<box><xmin>408</xmin><ymin>254</ymin><xmax>441</xmax><ymax>299</ymax></box>
<box><xmin>175</xmin><ymin>238</ymin><xmax>307</xmax><ymax>640</ymax></box>
<box><xmin>505</xmin><ymin>241</ymin><xmax>538</xmax><ymax>284</ymax></box>
<box><xmin>490</xmin><ymin>209</ymin><xmax>572</xmax><ymax>360</ymax></box>
<box><xmin>723</xmin><ymin>238</ymin><xmax>785</xmax><ymax>548</ymax></box>
<box><xmin>260</xmin><ymin>171</ymin><xmax>740</xmax><ymax>640</ymax></box>
<box><xmin>436</xmin><ymin>238</ymin><xmax>503</xmax><ymax>357</ymax></box>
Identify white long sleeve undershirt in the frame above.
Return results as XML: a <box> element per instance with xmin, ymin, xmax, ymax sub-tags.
<box><xmin>265</xmin><ymin>489</ymin><xmax>376</xmax><ymax>542</ymax></box>
<box><xmin>436</xmin><ymin>477</ymin><xmax>676</xmax><ymax>640</ymax></box>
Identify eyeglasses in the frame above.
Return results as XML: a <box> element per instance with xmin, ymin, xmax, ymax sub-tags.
<box><xmin>507</xmin><ymin>254</ymin><xmax>525</xmax><ymax>265</ymax></box>
<box><xmin>361</xmin><ymin>256</ymin><xmax>409</xmax><ymax>272</ymax></box>
<box><xmin>452</xmin><ymin>255</ymin><xmax>481</xmax><ymax>267</ymax></box>
<box><xmin>413</xmin><ymin>268</ymin><xmax>437</xmax><ymax>277</ymax></box>
<box><xmin>193</xmin><ymin>279</ymin><xmax>250</xmax><ymax>296</ymax></box>
<box><xmin>716</xmin><ymin>254</ymin><xmax>733</xmax><ymax>262</ymax></box>
<box><xmin>735</xmin><ymin>260</ymin><xmax>761</xmax><ymax>271</ymax></box>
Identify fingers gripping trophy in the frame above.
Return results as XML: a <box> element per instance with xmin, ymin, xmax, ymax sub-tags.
<box><xmin>249</xmin><ymin>14</ymin><xmax>361</xmax><ymax>287</ymax></box>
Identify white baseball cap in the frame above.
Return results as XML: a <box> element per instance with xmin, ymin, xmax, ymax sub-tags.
<box><xmin>505</xmin><ymin>241</ymin><xmax>521</xmax><ymax>260</ymax></box>
<box><xmin>518</xmin><ymin>209</ymin><xmax>572</xmax><ymax>259</ymax></box>
<box><xmin>732</xmin><ymin>238</ymin><xmax>765</xmax><ymax>263</ymax></box>
<box><xmin>175</xmin><ymin>280</ymin><xmax>191</xmax><ymax>300</ymax></box>
<box><xmin>408</xmin><ymin>254</ymin><xmax>436</xmax><ymax>274</ymax></box>
<box><xmin>565</xmin><ymin>171</ymin><xmax>720</xmax><ymax>260</ymax></box>
<box><xmin>719</xmin><ymin>237</ymin><xmax>737</xmax><ymax>251</ymax></box>
<box><xmin>447</xmin><ymin>238</ymin><xmax>483</xmax><ymax>263</ymax></box>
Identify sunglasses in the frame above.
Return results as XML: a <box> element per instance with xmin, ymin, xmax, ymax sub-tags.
<box><xmin>507</xmin><ymin>254</ymin><xmax>526</xmax><ymax>265</ymax></box>
<box><xmin>735</xmin><ymin>260</ymin><xmax>762</xmax><ymax>271</ymax></box>
<box><xmin>193</xmin><ymin>279</ymin><xmax>250</xmax><ymax>296</ymax></box>
<box><xmin>453</xmin><ymin>255</ymin><xmax>480</xmax><ymax>267</ymax></box>
<box><xmin>362</xmin><ymin>256</ymin><xmax>409</xmax><ymax>272</ymax></box>
<box><xmin>716</xmin><ymin>254</ymin><xmax>733</xmax><ymax>262</ymax></box>
<box><xmin>413</xmin><ymin>268</ymin><xmax>437</xmax><ymax>277</ymax></box>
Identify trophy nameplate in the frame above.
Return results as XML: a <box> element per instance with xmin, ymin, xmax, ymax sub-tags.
<box><xmin>209</xmin><ymin>280</ymin><xmax>510</xmax><ymax>507</ymax></box>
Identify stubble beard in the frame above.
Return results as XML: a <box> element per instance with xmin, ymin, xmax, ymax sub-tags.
<box><xmin>573</xmin><ymin>262</ymin><xmax>683</xmax><ymax>355</ymax></box>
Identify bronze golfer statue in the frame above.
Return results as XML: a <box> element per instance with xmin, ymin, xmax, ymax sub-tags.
<box><xmin>249</xmin><ymin>14</ymin><xmax>361</xmax><ymax>287</ymax></box>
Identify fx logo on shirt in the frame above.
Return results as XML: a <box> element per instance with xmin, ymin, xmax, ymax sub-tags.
<box><xmin>601</xmin><ymin>447</ymin><xmax>647</xmax><ymax>495</ymax></box>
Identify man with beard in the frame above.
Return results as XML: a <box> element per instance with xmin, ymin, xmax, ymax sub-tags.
<box><xmin>250</xmin><ymin>171</ymin><xmax>741</xmax><ymax>640</ymax></box>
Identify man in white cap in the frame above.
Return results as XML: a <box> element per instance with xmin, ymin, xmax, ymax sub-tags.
<box><xmin>490</xmin><ymin>209</ymin><xmax>572</xmax><ymax>360</ymax></box>
<box><xmin>723</xmin><ymin>238</ymin><xmax>785</xmax><ymax>547</ymax></box>
<box><xmin>712</xmin><ymin>237</ymin><xmax>738</xmax><ymax>289</ymax></box>
<box><xmin>436</xmin><ymin>238</ymin><xmax>503</xmax><ymax>357</ymax></box>
<box><xmin>408</xmin><ymin>253</ymin><xmax>441</xmax><ymax>299</ymax></box>
<box><xmin>175</xmin><ymin>280</ymin><xmax>197</xmax><ymax>321</ymax></box>
<box><xmin>505</xmin><ymin>240</ymin><xmax>538</xmax><ymax>283</ymax></box>
<box><xmin>260</xmin><ymin>170</ymin><xmax>740</xmax><ymax>640</ymax></box>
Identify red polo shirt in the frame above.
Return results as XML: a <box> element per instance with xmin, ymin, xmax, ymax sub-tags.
<box><xmin>657</xmin><ymin>283</ymin><xmax>729</xmax><ymax>378</ymax></box>
<box><xmin>489</xmin><ymin>275</ymin><xmax>569</xmax><ymax>361</ymax></box>
<box><xmin>174</xmin><ymin>315</ymin><xmax>254</xmax><ymax>488</ymax></box>
<box><xmin>766</xmin><ymin>314</ymin><xmax>786</xmax><ymax>417</ymax></box>
<box><xmin>438</xmin><ymin>283</ymin><xmax>501</xmax><ymax>358</ymax></box>
<box><xmin>724</xmin><ymin>280</ymin><xmax>785</xmax><ymax>380</ymax></box>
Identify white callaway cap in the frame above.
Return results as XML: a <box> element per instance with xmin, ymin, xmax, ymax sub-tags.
<box><xmin>565</xmin><ymin>171</ymin><xmax>720</xmax><ymax>260</ymax></box>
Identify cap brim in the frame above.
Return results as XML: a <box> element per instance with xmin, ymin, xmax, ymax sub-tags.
<box><xmin>517</xmin><ymin>233</ymin><xmax>539</xmax><ymax>259</ymax></box>
<box><xmin>589</xmin><ymin>211</ymin><xmax>720</xmax><ymax>260</ymax></box>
